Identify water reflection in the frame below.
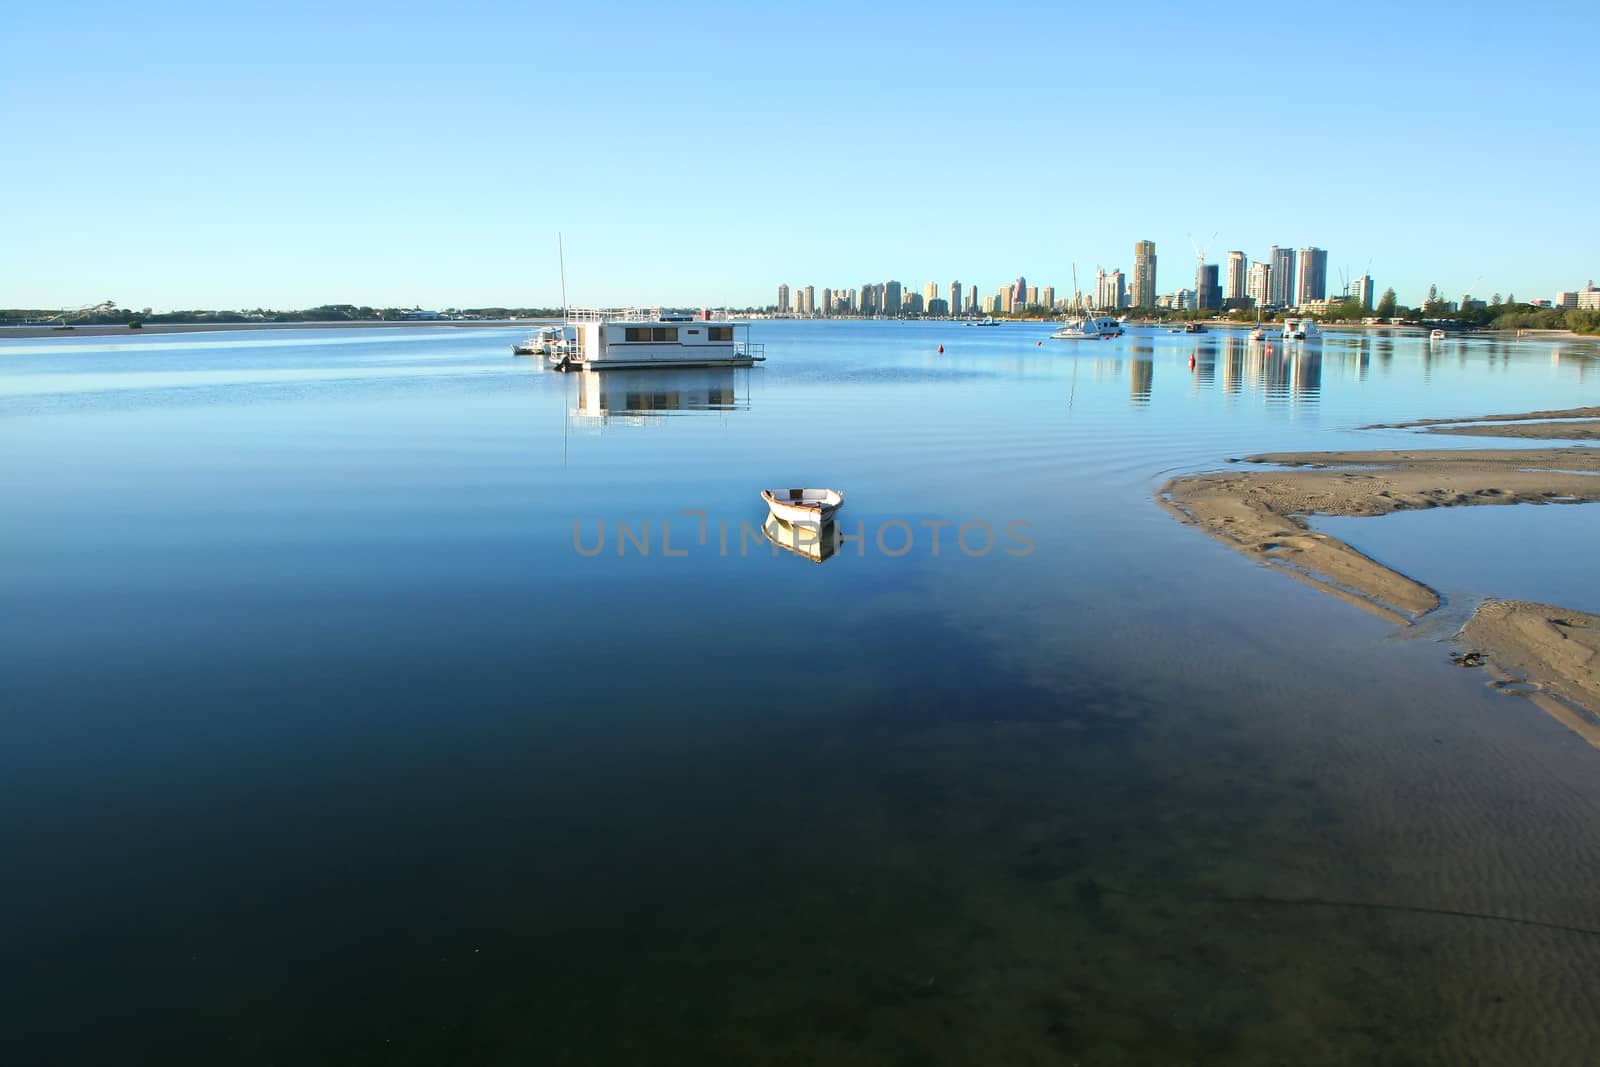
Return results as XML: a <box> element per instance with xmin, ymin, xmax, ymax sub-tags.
<box><xmin>1129</xmin><ymin>343</ymin><xmax>1153</xmax><ymax>405</ymax></box>
<box><xmin>572</xmin><ymin>367</ymin><xmax>749</xmax><ymax>423</ymax></box>
<box><xmin>763</xmin><ymin>515</ymin><xmax>837</xmax><ymax>564</ymax></box>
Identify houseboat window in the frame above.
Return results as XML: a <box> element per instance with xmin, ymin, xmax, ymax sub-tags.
<box><xmin>625</xmin><ymin>327</ymin><xmax>649</xmax><ymax>342</ymax></box>
<box><xmin>651</xmin><ymin>327</ymin><xmax>678</xmax><ymax>342</ymax></box>
<box><xmin>686</xmin><ymin>329</ymin><xmax>700</xmax><ymax>335</ymax></box>
<box><xmin>708</xmin><ymin>326</ymin><xmax>733</xmax><ymax>341</ymax></box>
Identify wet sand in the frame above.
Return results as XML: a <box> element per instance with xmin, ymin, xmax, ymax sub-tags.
<box><xmin>1160</xmin><ymin>446</ymin><xmax>1600</xmax><ymax>734</ymax></box>
<box><xmin>1364</xmin><ymin>407</ymin><xmax>1600</xmax><ymax>440</ymax></box>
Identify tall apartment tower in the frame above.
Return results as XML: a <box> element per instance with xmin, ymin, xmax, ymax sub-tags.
<box><xmin>1269</xmin><ymin>246</ymin><xmax>1296</xmax><ymax>308</ymax></box>
<box><xmin>924</xmin><ymin>281</ymin><xmax>939</xmax><ymax>308</ymax></box>
<box><xmin>1224</xmin><ymin>251</ymin><xmax>1248</xmax><ymax>303</ymax></box>
<box><xmin>1295</xmin><ymin>248</ymin><xmax>1327</xmax><ymax>306</ymax></box>
<box><xmin>1132</xmin><ymin>240</ymin><xmax>1157</xmax><ymax>308</ymax></box>
<box><xmin>1013</xmin><ymin>276</ymin><xmax>1027</xmax><ymax>305</ymax></box>
<box><xmin>777</xmin><ymin>284</ymin><xmax>790</xmax><ymax>313</ymax></box>
<box><xmin>803</xmin><ymin>285</ymin><xmax>816</xmax><ymax>315</ymax></box>
<box><xmin>1041</xmin><ymin>285</ymin><xmax>1055</xmax><ymax>308</ymax></box>
<box><xmin>883</xmin><ymin>280</ymin><xmax>902</xmax><ymax>315</ymax></box>
<box><xmin>950</xmin><ymin>281</ymin><xmax>962</xmax><ymax>318</ymax></box>
<box><xmin>1351</xmin><ymin>274</ymin><xmax>1374</xmax><ymax>310</ymax></box>
<box><xmin>859</xmin><ymin>283</ymin><xmax>877</xmax><ymax>315</ymax></box>
<box><xmin>820</xmin><ymin>288</ymin><xmax>832</xmax><ymax>317</ymax></box>
<box><xmin>1246</xmin><ymin>261</ymin><xmax>1271</xmax><ymax>307</ymax></box>
<box><xmin>1195</xmin><ymin>264</ymin><xmax>1221</xmax><ymax>310</ymax></box>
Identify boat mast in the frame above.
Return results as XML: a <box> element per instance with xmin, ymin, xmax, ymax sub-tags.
<box><xmin>558</xmin><ymin>232</ymin><xmax>568</xmax><ymax>319</ymax></box>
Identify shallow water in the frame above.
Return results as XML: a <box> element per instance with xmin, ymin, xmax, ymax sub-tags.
<box><xmin>3</xmin><ymin>322</ymin><xmax>1600</xmax><ymax>1064</ymax></box>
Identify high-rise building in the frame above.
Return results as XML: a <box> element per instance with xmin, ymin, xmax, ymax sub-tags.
<box><xmin>923</xmin><ymin>281</ymin><xmax>939</xmax><ymax>308</ymax></box>
<box><xmin>1013</xmin><ymin>276</ymin><xmax>1027</xmax><ymax>305</ymax></box>
<box><xmin>1246</xmin><ymin>262</ymin><xmax>1271</xmax><ymax>308</ymax></box>
<box><xmin>1026</xmin><ymin>285</ymin><xmax>1039</xmax><ymax>307</ymax></box>
<box><xmin>777</xmin><ymin>284</ymin><xmax>790</xmax><ymax>313</ymax></box>
<box><xmin>927</xmin><ymin>298</ymin><xmax>948</xmax><ymax>316</ymax></box>
<box><xmin>820</xmin><ymin>288</ymin><xmax>832</xmax><ymax>317</ymax></box>
<box><xmin>950</xmin><ymin>281</ymin><xmax>962</xmax><ymax>318</ymax></box>
<box><xmin>1041</xmin><ymin>285</ymin><xmax>1055</xmax><ymax>309</ymax></box>
<box><xmin>1224</xmin><ymin>251</ymin><xmax>1248</xmax><ymax>302</ymax></box>
<box><xmin>1351</xmin><ymin>274</ymin><xmax>1374</xmax><ymax>310</ymax></box>
<box><xmin>859</xmin><ymin>283</ymin><xmax>877</xmax><ymax>315</ymax></box>
<box><xmin>1133</xmin><ymin>240</ymin><xmax>1157</xmax><ymax>308</ymax></box>
<box><xmin>883</xmin><ymin>280</ymin><xmax>902</xmax><ymax>315</ymax></box>
<box><xmin>1195</xmin><ymin>264</ymin><xmax>1221</xmax><ymax>310</ymax></box>
<box><xmin>1000</xmin><ymin>287</ymin><xmax>1014</xmax><ymax>313</ymax></box>
<box><xmin>1270</xmin><ymin>246</ymin><xmax>1295</xmax><ymax>308</ymax></box>
<box><xmin>803</xmin><ymin>285</ymin><xmax>816</xmax><ymax>315</ymax></box>
<box><xmin>967</xmin><ymin>286</ymin><xmax>979</xmax><ymax>313</ymax></box>
<box><xmin>1295</xmin><ymin>248</ymin><xmax>1327</xmax><ymax>306</ymax></box>
<box><xmin>1094</xmin><ymin>268</ymin><xmax>1126</xmax><ymax>310</ymax></box>
<box><xmin>1578</xmin><ymin>281</ymin><xmax>1600</xmax><ymax>310</ymax></box>
<box><xmin>905</xmin><ymin>292</ymin><xmax>923</xmax><ymax>314</ymax></box>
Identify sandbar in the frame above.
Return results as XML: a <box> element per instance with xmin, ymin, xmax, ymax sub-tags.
<box><xmin>1159</xmin><ymin>445</ymin><xmax>1600</xmax><ymax>733</ymax></box>
<box><xmin>1363</xmin><ymin>407</ymin><xmax>1600</xmax><ymax>440</ymax></box>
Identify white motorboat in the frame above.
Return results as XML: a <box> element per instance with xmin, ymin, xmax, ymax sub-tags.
<box><xmin>1281</xmin><ymin>317</ymin><xmax>1321</xmax><ymax>341</ymax></box>
<box><xmin>761</xmin><ymin>488</ymin><xmax>843</xmax><ymax>526</ymax></box>
<box><xmin>1249</xmin><ymin>326</ymin><xmax>1266</xmax><ymax>341</ymax></box>
<box><xmin>963</xmin><ymin>316</ymin><xmax>1000</xmax><ymax>327</ymax></box>
<box><xmin>1429</xmin><ymin>328</ymin><xmax>1447</xmax><ymax>342</ymax></box>
<box><xmin>512</xmin><ymin>325</ymin><xmax>563</xmax><ymax>356</ymax></box>
<box><xmin>1051</xmin><ymin>315</ymin><xmax>1123</xmax><ymax>340</ymax></box>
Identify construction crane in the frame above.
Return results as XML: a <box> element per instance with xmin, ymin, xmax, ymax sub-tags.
<box><xmin>1187</xmin><ymin>231</ymin><xmax>1218</xmax><ymax>268</ymax></box>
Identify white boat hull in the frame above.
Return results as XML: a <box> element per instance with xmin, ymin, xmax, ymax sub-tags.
<box><xmin>762</xmin><ymin>488</ymin><xmax>843</xmax><ymax>527</ymax></box>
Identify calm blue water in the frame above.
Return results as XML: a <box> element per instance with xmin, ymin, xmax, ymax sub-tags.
<box><xmin>3</xmin><ymin>322</ymin><xmax>1599</xmax><ymax>1064</ymax></box>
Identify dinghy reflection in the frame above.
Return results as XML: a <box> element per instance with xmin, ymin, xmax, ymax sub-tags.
<box><xmin>571</xmin><ymin>367</ymin><xmax>749</xmax><ymax>425</ymax></box>
<box><xmin>762</xmin><ymin>514</ymin><xmax>839</xmax><ymax>564</ymax></box>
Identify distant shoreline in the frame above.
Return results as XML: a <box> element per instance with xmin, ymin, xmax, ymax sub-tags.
<box><xmin>0</xmin><ymin>319</ymin><xmax>545</xmax><ymax>340</ymax></box>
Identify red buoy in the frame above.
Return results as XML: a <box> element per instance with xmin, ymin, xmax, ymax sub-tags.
<box><xmin>937</xmin><ymin>344</ymin><xmax>944</xmax><ymax>353</ymax></box>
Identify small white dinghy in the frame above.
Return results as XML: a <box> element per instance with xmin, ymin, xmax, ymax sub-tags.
<box><xmin>761</xmin><ymin>488</ymin><xmax>843</xmax><ymax>527</ymax></box>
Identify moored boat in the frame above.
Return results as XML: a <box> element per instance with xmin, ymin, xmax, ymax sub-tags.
<box><xmin>512</xmin><ymin>325</ymin><xmax>563</xmax><ymax>356</ymax></box>
<box><xmin>1281</xmin><ymin>317</ymin><xmax>1321</xmax><ymax>341</ymax></box>
<box><xmin>761</xmin><ymin>487</ymin><xmax>843</xmax><ymax>526</ymax></box>
<box><xmin>549</xmin><ymin>308</ymin><xmax>763</xmax><ymax>372</ymax></box>
<box><xmin>1051</xmin><ymin>315</ymin><xmax>1123</xmax><ymax>340</ymax></box>
<box><xmin>1429</xmin><ymin>328</ymin><xmax>1446</xmax><ymax>342</ymax></box>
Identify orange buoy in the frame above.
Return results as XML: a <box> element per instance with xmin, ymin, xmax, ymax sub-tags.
<box><xmin>937</xmin><ymin>344</ymin><xmax>944</xmax><ymax>353</ymax></box>
<box><xmin>1188</xmin><ymin>355</ymin><xmax>1196</xmax><ymax>369</ymax></box>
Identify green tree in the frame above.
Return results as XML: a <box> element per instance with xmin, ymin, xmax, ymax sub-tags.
<box><xmin>1376</xmin><ymin>288</ymin><xmax>1397</xmax><ymax>319</ymax></box>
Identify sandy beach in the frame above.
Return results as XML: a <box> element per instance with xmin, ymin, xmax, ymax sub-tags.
<box><xmin>1160</xmin><ymin>430</ymin><xmax>1600</xmax><ymax>738</ymax></box>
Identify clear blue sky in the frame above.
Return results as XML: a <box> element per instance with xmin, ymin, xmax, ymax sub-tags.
<box><xmin>3</xmin><ymin>1</ymin><xmax>1594</xmax><ymax>310</ymax></box>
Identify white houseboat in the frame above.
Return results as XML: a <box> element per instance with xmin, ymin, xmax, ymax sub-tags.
<box><xmin>549</xmin><ymin>308</ymin><xmax>763</xmax><ymax>371</ymax></box>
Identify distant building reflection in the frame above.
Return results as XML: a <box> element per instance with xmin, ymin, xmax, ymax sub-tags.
<box><xmin>1129</xmin><ymin>343</ymin><xmax>1153</xmax><ymax>405</ymax></box>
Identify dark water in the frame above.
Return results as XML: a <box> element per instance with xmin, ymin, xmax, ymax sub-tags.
<box><xmin>3</xmin><ymin>323</ymin><xmax>1600</xmax><ymax>1065</ymax></box>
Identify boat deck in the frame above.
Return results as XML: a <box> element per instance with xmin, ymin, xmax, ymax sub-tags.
<box><xmin>551</xmin><ymin>355</ymin><xmax>762</xmax><ymax>372</ymax></box>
